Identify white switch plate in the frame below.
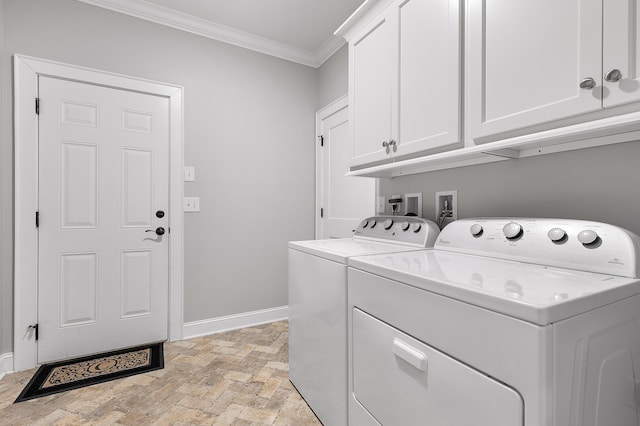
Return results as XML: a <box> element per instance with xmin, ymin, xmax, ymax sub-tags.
<box><xmin>184</xmin><ymin>166</ymin><xmax>195</xmax><ymax>182</ymax></box>
<box><xmin>184</xmin><ymin>197</ymin><xmax>200</xmax><ymax>212</ymax></box>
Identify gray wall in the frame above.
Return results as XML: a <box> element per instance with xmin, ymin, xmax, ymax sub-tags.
<box><xmin>380</xmin><ymin>142</ymin><xmax>640</xmax><ymax>236</ymax></box>
<box><xmin>0</xmin><ymin>0</ymin><xmax>318</xmax><ymax>353</ymax></box>
<box><xmin>317</xmin><ymin>44</ymin><xmax>348</xmax><ymax>109</ymax></box>
<box><xmin>0</xmin><ymin>1</ymin><xmax>11</xmax><ymax>355</ymax></box>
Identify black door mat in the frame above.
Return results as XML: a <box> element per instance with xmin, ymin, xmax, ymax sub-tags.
<box><xmin>14</xmin><ymin>342</ymin><xmax>164</xmax><ymax>403</ymax></box>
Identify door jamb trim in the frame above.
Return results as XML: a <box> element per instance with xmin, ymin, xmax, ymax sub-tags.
<box><xmin>13</xmin><ymin>54</ymin><xmax>184</xmax><ymax>371</ymax></box>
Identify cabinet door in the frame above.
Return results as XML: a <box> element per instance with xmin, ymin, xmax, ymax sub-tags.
<box><xmin>397</xmin><ymin>0</ymin><xmax>461</xmax><ymax>157</ymax></box>
<box><xmin>603</xmin><ymin>0</ymin><xmax>640</xmax><ymax>108</ymax></box>
<box><xmin>349</xmin><ymin>9</ymin><xmax>396</xmax><ymax>167</ymax></box>
<box><xmin>468</xmin><ymin>0</ymin><xmax>603</xmax><ymax>142</ymax></box>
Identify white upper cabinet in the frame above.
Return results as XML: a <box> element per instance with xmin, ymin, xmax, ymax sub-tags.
<box><xmin>350</xmin><ymin>8</ymin><xmax>396</xmax><ymax>166</ymax></box>
<box><xmin>398</xmin><ymin>0</ymin><xmax>461</xmax><ymax>157</ymax></box>
<box><xmin>603</xmin><ymin>0</ymin><xmax>640</xmax><ymax>108</ymax></box>
<box><xmin>468</xmin><ymin>0</ymin><xmax>640</xmax><ymax>143</ymax></box>
<box><xmin>339</xmin><ymin>0</ymin><xmax>640</xmax><ymax>177</ymax></box>
<box><xmin>348</xmin><ymin>0</ymin><xmax>462</xmax><ymax>168</ymax></box>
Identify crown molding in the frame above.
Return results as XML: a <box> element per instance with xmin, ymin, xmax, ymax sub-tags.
<box><xmin>75</xmin><ymin>0</ymin><xmax>330</xmax><ymax>68</ymax></box>
<box><xmin>314</xmin><ymin>35</ymin><xmax>347</xmax><ymax>68</ymax></box>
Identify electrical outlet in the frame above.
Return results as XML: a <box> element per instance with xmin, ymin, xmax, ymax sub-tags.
<box><xmin>183</xmin><ymin>197</ymin><xmax>200</xmax><ymax>212</ymax></box>
<box><xmin>184</xmin><ymin>166</ymin><xmax>195</xmax><ymax>182</ymax></box>
<box><xmin>435</xmin><ymin>190</ymin><xmax>457</xmax><ymax>222</ymax></box>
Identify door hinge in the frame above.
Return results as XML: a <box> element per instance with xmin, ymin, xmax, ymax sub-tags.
<box><xmin>35</xmin><ymin>98</ymin><xmax>40</xmax><ymax>115</ymax></box>
<box><xmin>318</xmin><ymin>135</ymin><xmax>324</xmax><ymax>147</ymax></box>
<box><xmin>28</xmin><ymin>324</ymin><xmax>39</xmax><ymax>341</ymax></box>
<box><xmin>35</xmin><ymin>211</ymin><xmax>39</xmax><ymax>228</ymax></box>
<box><xmin>320</xmin><ymin>208</ymin><xmax>324</xmax><ymax>218</ymax></box>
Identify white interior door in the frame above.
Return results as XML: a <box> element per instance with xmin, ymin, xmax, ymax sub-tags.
<box><xmin>37</xmin><ymin>76</ymin><xmax>169</xmax><ymax>363</ymax></box>
<box><xmin>317</xmin><ymin>98</ymin><xmax>375</xmax><ymax>239</ymax></box>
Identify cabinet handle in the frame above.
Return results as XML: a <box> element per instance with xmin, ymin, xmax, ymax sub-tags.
<box><xmin>388</xmin><ymin>140</ymin><xmax>397</xmax><ymax>147</ymax></box>
<box><xmin>382</xmin><ymin>141</ymin><xmax>389</xmax><ymax>148</ymax></box>
<box><xmin>605</xmin><ymin>69</ymin><xmax>622</xmax><ymax>83</ymax></box>
<box><xmin>579</xmin><ymin>77</ymin><xmax>596</xmax><ymax>90</ymax></box>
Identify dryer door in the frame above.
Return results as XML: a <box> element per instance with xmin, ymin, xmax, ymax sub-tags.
<box><xmin>351</xmin><ymin>308</ymin><xmax>523</xmax><ymax>425</ymax></box>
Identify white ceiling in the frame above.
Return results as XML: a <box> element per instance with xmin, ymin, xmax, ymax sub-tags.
<box><xmin>76</xmin><ymin>0</ymin><xmax>365</xmax><ymax>67</ymax></box>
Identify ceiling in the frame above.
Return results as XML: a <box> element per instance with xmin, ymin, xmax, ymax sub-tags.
<box><xmin>76</xmin><ymin>0</ymin><xmax>366</xmax><ymax>67</ymax></box>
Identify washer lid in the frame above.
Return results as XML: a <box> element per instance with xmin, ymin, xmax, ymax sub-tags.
<box><xmin>348</xmin><ymin>250</ymin><xmax>640</xmax><ymax>325</ymax></box>
<box><xmin>288</xmin><ymin>238</ymin><xmax>425</xmax><ymax>264</ymax></box>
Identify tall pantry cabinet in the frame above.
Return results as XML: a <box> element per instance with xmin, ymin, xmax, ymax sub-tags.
<box><xmin>347</xmin><ymin>0</ymin><xmax>462</xmax><ymax>168</ymax></box>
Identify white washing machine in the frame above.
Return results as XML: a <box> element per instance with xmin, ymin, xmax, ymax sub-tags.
<box><xmin>288</xmin><ymin>216</ymin><xmax>440</xmax><ymax>426</ymax></box>
<box><xmin>347</xmin><ymin>218</ymin><xmax>640</xmax><ymax>426</ymax></box>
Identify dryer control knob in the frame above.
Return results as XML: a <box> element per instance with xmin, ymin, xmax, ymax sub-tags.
<box><xmin>578</xmin><ymin>229</ymin><xmax>599</xmax><ymax>245</ymax></box>
<box><xmin>470</xmin><ymin>224</ymin><xmax>483</xmax><ymax>237</ymax></box>
<box><xmin>547</xmin><ymin>228</ymin><xmax>566</xmax><ymax>242</ymax></box>
<box><xmin>383</xmin><ymin>219</ymin><xmax>394</xmax><ymax>230</ymax></box>
<box><xmin>401</xmin><ymin>221</ymin><xmax>410</xmax><ymax>231</ymax></box>
<box><xmin>411</xmin><ymin>223</ymin><xmax>422</xmax><ymax>233</ymax></box>
<box><xmin>503</xmin><ymin>222</ymin><xmax>523</xmax><ymax>240</ymax></box>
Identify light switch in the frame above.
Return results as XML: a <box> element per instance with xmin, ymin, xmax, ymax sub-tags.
<box><xmin>184</xmin><ymin>166</ymin><xmax>195</xmax><ymax>182</ymax></box>
<box><xmin>184</xmin><ymin>197</ymin><xmax>200</xmax><ymax>212</ymax></box>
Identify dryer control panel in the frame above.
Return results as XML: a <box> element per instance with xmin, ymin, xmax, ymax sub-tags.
<box><xmin>436</xmin><ymin>218</ymin><xmax>640</xmax><ymax>278</ymax></box>
<box><xmin>354</xmin><ymin>216</ymin><xmax>440</xmax><ymax>248</ymax></box>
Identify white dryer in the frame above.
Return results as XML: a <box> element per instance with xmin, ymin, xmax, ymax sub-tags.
<box><xmin>348</xmin><ymin>218</ymin><xmax>640</xmax><ymax>426</ymax></box>
<box><xmin>288</xmin><ymin>216</ymin><xmax>440</xmax><ymax>426</ymax></box>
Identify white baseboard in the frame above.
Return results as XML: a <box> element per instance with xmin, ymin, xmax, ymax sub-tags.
<box><xmin>182</xmin><ymin>305</ymin><xmax>289</xmax><ymax>340</ymax></box>
<box><xmin>0</xmin><ymin>353</ymin><xmax>14</xmax><ymax>381</ymax></box>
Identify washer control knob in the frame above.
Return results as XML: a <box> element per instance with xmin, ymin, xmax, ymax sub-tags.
<box><xmin>578</xmin><ymin>229</ymin><xmax>599</xmax><ymax>245</ymax></box>
<box><xmin>383</xmin><ymin>219</ymin><xmax>394</xmax><ymax>230</ymax></box>
<box><xmin>547</xmin><ymin>228</ymin><xmax>566</xmax><ymax>242</ymax></box>
<box><xmin>470</xmin><ymin>224</ymin><xmax>483</xmax><ymax>237</ymax></box>
<box><xmin>369</xmin><ymin>220</ymin><xmax>377</xmax><ymax>229</ymax></box>
<box><xmin>362</xmin><ymin>220</ymin><xmax>369</xmax><ymax>228</ymax></box>
<box><xmin>401</xmin><ymin>221</ymin><xmax>410</xmax><ymax>231</ymax></box>
<box><xmin>503</xmin><ymin>222</ymin><xmax>523</xmax><ymax>240</ymax></box>
<box><xmin>411</xmin><ymin>223</ymin><xmax>422</xmax><ymax>233</ymax></box>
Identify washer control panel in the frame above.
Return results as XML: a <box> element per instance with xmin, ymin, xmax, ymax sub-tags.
<box><xmin>355</xmin><ymin>216</ymin><xmax>440</xmax><ymax>248</ymax></box>
<box><xmin>435</xmin><ymin>218</ymin><xmax>640</xmax><ymax>277</ymax></box>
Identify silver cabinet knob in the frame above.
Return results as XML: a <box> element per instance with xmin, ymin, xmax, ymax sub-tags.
<box><xmin>382</xmin><ymin>141</ymin><xmax>389</xmax><ymax>148</ymax></box>
<box><xmin>579</xmin><ymin>77</ymin><xmax>596</xmax><ymax>89</ymax></box>
<box><xmin>605</xmin><ymin>69</ymin><xmax>622</xmax><ymax>82</ymax></box>
<box><xmin>388</xmin><ymin>140</ymin><xmax>397</xmax><ymax>147</ymax></box>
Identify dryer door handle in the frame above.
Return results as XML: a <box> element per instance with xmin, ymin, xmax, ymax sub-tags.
<box><xmin>393</xmin><ymin>338</ymin><xmax>428</xmax><ymax>372</ymax></box>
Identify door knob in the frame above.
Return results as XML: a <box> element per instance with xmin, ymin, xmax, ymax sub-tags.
<box><xmin>146</xmin><ymin>227</ymin><xmax>165</xmax><ymax>236</ymax></box>
<box><xmin>605</xmin><ymin>69</ymin><xmax>622</xmax><ymax>82</ymax></box>
<box><xmin>579</xmin><ymin>77</ymin><xmax>596</xmax><ymax>89</ymax></box>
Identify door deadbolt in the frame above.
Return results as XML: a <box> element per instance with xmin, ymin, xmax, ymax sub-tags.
<box><xmin>156</xmin><ymin>210</ymin><xmax>165</xmax><ymax>218</ymax></box>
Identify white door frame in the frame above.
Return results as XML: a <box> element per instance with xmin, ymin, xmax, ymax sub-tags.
<box><xmin>315</xmin><ymin>94</ymin><xmax>378</xmax><ymax>238</ymax></box>
<box><xmin>13</xmin><ymin>55</ymin><xmax>184</xmax><ymax>372</ymax></box>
